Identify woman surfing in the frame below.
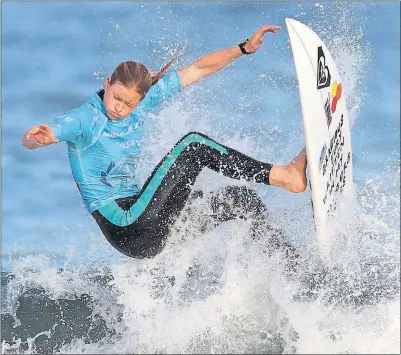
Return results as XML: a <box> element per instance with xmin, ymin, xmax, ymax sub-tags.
<box><xmin>22</xmin><ymin>25</ymin><xmax>307</xmax><ymax>259</ymax></box>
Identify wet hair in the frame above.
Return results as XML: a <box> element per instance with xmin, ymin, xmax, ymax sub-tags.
<box><xmin>110</xmin><ymin>55</ymin><xmax>176</xmax><ymax>96</ymax></box>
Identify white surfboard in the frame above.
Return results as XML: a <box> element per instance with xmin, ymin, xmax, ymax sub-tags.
<box><xmin>285</xmin><ymin>18</ymin><xmax>354</xmax><ymax>245</ymax></box>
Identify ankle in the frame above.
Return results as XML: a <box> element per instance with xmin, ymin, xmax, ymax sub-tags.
<box><xmin>290</xmin><ymin>173</ymin><xmax>307</xmax><ymax>193</ymax></box>
<box><xmin>287</xmin><ymin>164</ymin><xmax>307</xmax><ymax>193</ymax></box>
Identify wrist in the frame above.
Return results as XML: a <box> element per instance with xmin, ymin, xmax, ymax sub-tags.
<box><xmin>238</xmin><ymin>38</ymin><xmax>254</xmax><ymax>55</ymax></box>
<box><xmin>32</xmin><ymin>136</ymin><xmax>45</xmax><ymax>147</ymax></box>
<box><xmin>23</xmin><ymin>135</ymin><xmax>41</xmax><ymax>150</ymax></box>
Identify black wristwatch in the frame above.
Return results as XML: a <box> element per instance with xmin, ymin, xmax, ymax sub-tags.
<box><xmin>238</xmin><ymin>38</ymin><xmax>253</xmax><ymax>55</ymax></box>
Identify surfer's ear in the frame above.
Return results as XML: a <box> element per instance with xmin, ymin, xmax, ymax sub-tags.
<box><xmin>104</xmin><ymin>77</ymin><xmax>111</xmax><ymax>91</ymax></box>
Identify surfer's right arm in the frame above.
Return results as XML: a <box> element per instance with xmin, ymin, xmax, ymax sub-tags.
<box><xmin>22</xmin><ymin>109</ymin><xmax>95</xmax><ymax>150</ymax></box>
<box><xmin>22</xmin><ymin>124</ymin><xmax>59</xmax><ymax>150</ymax></box>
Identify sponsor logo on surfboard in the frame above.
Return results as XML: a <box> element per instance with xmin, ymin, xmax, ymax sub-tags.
<box><xmin>331</xmin><ymin>81</ymin><xmax>342</xmax><ymax>113</ymax></box>
<box><xmin>323</xmin><ymin>81</ymin><xmax>342</xmax><ymax>128</ymax></box>
<box><xmin>324</xmin><ymin>94</ymin><xmax>333</xmax><ymax>128</ymax></box>
<box><xmin>317</xmin><ymin>46</ymin><xmax>331</xmax><ymax>90</ymax></box>
<box><xmin>319</xmin><ymin>143</ymin><xmax>327</xmax><ymax>171</ymax></box>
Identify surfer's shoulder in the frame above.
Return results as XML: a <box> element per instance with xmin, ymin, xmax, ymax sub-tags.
<box><xmin>66</xmin><ymin>92</ymin><xmax>106</xmax><ymax>123</ymax></box>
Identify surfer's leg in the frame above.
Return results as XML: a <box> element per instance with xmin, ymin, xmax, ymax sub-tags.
<box><xmin>178</xmin><ymin>185</ymin><xmax>268</xmax><ymax>235</ymax></box>
<box><xmin>205</xmin><ymin>186</ymin><xmax>300</xmax><ymax>260</ymax></box>
<box><xmin>179</xmin><ymin>185</ymin><xmax>301</xmax><ymax>274</ymax></box>
<box><xmin>206</xmin><ymin>186</ymin><xmax>268</xmax><ymax>226</ymax></box>
<box><xmin>92</xmin><ymin>133</ymin><xmax>305</xmax><ymax>258</ymax></box>
<box><xmin>91</xmin><ymin>135</ymin><xmax>210</xmax><ymax>258</ymax></box>
<box><xmin>163</xmin><ymin>132</ymin><xmax>306</xmax><ymax>193</ymax></box>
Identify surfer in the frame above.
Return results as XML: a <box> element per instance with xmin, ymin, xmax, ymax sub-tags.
<box><xmin>22</xmin><ymin>25</ymin><xmax>307</xmax><ymax>259</ymax></box>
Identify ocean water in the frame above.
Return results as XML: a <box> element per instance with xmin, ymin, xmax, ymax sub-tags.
<box><xmin>1</xmin><ymin>1</ymin><xmax>400</xmax><ymax>354</ymax></box>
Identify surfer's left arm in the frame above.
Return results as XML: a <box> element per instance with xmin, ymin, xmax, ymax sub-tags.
<box><xmin>178</xmin><ymin>25</ymin><xmax>281</xmax><ymax>88</ymax></box>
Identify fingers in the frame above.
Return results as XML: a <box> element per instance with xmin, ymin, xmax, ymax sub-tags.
<box><xmin>258</xmin><ymin>25</ymin><xmax>281</xmax><ymax>35</ymax></box>
<box><xmin>247</xmin><ymin>25</ymin><xmax>280</xmax><ymax>52</ymax></box>
<box><xmin>36</xmin><ymin>135</ymin><xmax>57</xmax><ymax>146</ymax></box>
<box><xmin>37</xmin><ymin>124</ymin><xmax>52</xmax><ymax>134</ymax></box>
<box><xmin>26</xmin><ymin>124</ymin><xmax>51</xmax><ymax>138</ymax></box>
<box><xmin>26</xmin><ymin>125</ymin><xmax>42</xmax><ymax>139</ymax></box>
<box><xmin>26</xmin><ymin>124</ymin><xmax>58</xmax><ymax>146</ymax></box>
<box><xmin>43</xmin><ymin>125</ymin><xmax>59</xmax><ymax>143</ymax></box>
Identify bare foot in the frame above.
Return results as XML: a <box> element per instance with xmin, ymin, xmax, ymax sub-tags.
<box><xmin>288</xmin><ymin>148</ymin><xmax>307</xmax><ymax>192</ymax></box>
<box><xmin>269</xmin><ymin>148</ymin><xmax>307</xmax><ymax>193</ymax></box>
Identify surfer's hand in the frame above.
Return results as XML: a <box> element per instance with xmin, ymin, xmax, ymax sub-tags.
<box><xmin>245</xmin><ymin>25</ymin><xmax>281</xmax><ymax>54</ymax></box>
<box><xmin>23</xmin><ymin>124</ymin><xmax>59</xmax><ymax>149</ymax></box>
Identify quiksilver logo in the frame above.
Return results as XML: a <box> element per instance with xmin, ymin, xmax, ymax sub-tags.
<box><xmin>317</xmin><ymin>46</ymin><xmax>331</xmax><ymax>90</ymax></box>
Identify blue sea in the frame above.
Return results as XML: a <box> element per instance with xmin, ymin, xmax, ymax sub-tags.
<box><xmin>2</xmin><ymin>2</ymin><xmax>400</xmax><ymax>354</ymax></box>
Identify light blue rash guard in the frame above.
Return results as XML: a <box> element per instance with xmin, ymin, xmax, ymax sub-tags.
<box><xmin>49</xmin><ymin>69</ymin><xmax>182</xmax><ymax>213</ymax></box>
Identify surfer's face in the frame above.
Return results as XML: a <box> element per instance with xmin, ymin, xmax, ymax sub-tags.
<box><xmin>103</xmin><ymin>78</ymin><xmax>143</xmax><ymax>120</ymax></box>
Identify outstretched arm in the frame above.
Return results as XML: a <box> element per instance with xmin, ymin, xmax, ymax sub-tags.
<box><xmin>178</xmin><ymin>25</ymin><xmax>281</xmax><ymax>88</ymax></box>
<box><xmin>22</xmin><ymin>124</ymin><xmax>59</xmax><ymax>150</ymax></box>
<box><xmin>22</xmin><ymin>110</ymin><xmax>85</xmax><ymax>150</ymax></box>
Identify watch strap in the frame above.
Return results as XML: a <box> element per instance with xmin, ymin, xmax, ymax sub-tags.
<box><xmin>238</xmin><ymin>38</ymin><xmax>253</xmax><ymax>55</ymax></box>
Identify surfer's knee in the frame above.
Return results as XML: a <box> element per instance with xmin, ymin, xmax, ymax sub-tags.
<box><xmin>179</xmin><ymin>131</ymin><xmax>209</xmax><ymax>142</ymax></box>
<box><xmin>109</xmin><ymin>231</ymin><xmax>167</xmax><ymax>259</ymax></box>
<box><xmin>176</xmin><ymin>132</ymin><xmax>216</xmax><ymax>157</ymax></box>
<box><xmin>127</xmin><ymin>241</ymin><xmax>166</xmax><ymax>259</ymax></box>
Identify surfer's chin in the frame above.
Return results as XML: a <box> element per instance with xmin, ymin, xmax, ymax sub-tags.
<box><xmin>107</xmin><ymin>111</ymin><xmax>124</xmax><ymax>120</ymax></box>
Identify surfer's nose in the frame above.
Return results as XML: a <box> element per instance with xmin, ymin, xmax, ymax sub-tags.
<box><xmin>115</xmin><ymin>104</ymin><xmax>124</xmax><ymax>114</ymax></box>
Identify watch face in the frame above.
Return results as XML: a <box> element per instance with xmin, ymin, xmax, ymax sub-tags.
<box><xmin>239</xmin><ymin>39</ymin><xmax>248</xmax><ymax>46</ymax></box>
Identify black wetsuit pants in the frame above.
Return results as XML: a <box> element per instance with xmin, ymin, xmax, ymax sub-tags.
<box><xmin>92</xmin><ymin>132</ymin><xmax>273</xmax><ymax>259</ymax></box>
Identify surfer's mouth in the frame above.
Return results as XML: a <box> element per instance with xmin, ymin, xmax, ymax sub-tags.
<box><xmin>110</xmin><ymin>111</ymin><xmax>123</xmax><ymax>119</ymax></box>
